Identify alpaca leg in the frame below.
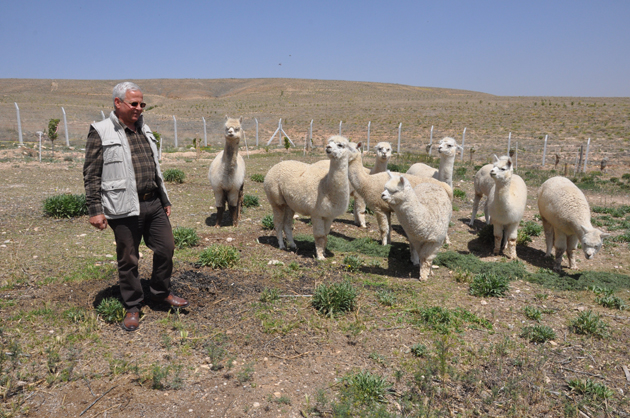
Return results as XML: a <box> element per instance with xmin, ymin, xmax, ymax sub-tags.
<box><xmin>375</xmin><ymin>210</ymin><xmax>390</xmax><ymax>245</ymax></box>
<box><xmin>417</xmin><ymin>242</ymin><xmax>440</xmax><ymax>282</ymax></box>
<box><xmin>353</xmin><ymin>193</ymin><xmax>367</xmax><ymax>228</ymax></box>
<box><xmin>214</xmin><ymin>190</ymin><xmax>227</xmax><ymax>227</ymax></box>
<box><xmin>493</xmin><ymin>224</ymin><xmax>503</xmax><ymax>255</ymax></box>
<box><xmin>483</xmin><ymin>200</ymin><xmax>491</xmax><ymax>225</ymax></box>
<box><xmin>566</xmin><ymin>234</ymin><xmax>579</xmax><ymax>269</ymax></box>
<box><xmin>228</xmin><ymin>184</ymin><xmax>244</xmax><ymax>227</ymax></box>
<box><xmin>553</xmin><ymin>232</ymin><xmax>568</xmax><ymax>271</ymax></box>
<box><xmin>312</xmin><ymin>217</ymin><xmax>328</xmax><ymax>260</ymax></box>
<box><xmin>504</xmin><ymin>223</ymin><xmax>519</xmax><ymax>260</ymax></box>
<box><xmin>283</xmin><ymin>208</ymin><xmax>297</xmax><ymax>250</ymax></box>
<box><xmin>272</xmin><ymin>206</ymin><xmax>286</xmax><ymax>250</ymax></box>
<box><xmin>469</xmin><ymin>193</ymin><xmax>482</xmax><ymax>226</ymax></box>
<box><xmin>541</xmin><ymin>217</ymin><xmax>554</xmax><ymax>257</ymax></box>
<box><xmin>408</xmin><ymin>240</ymin><xmax>420</xmax><ymax>266</ymax></box>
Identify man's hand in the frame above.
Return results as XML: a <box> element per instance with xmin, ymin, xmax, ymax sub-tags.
<box><xmin>89</xmin><ymin>214</ymin><xmax>108</xmax><ymax>230</ymax></box>
<box><xmin>165</xmin><ymin>206</ymin><xmax>171</xmax><ymax>217</ymax></box>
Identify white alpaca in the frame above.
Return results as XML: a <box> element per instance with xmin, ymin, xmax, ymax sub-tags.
<box><xmin>208</xmin><ymin>116</ymin><xmax>246</xmax><ymax>227</ymax></box>
<box><xmin>381</xmin><ymin>174</ymin><xmax>452</xmax><ymax>281</ymax></box>
<box><xmin>263</xmin><ymin>136</ymin><xmax>358</xmax><ymax>260</ymax></box>
<box><xmin>347</xmin><ymin>146</ymin><xmax>452</xmax><ymax>245</ymax></box>
<box><xmin>538</xmin><ymin>176</ymin><xmax>609</xmax><ymax>271</ymax></box>
<box><xmin>406</xmin><ymin>137</ymin><xmax>461</xmax><ymax>188</ymax></box>
<box><xmin>353</xmin><ymin>141</ymin><xmax>393</xmax><ymax>227</ymax></box>
<box><xmin>469</xmin><ymin>156</ymin><xmax>510</xmax><ymax>226</ymax></box>
<box><xmin>486</xmin><ymin>156</ymin><xmax>527</xmax><ymax>259</ymax></box>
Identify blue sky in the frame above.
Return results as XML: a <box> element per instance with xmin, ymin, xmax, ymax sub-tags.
<box><xmin>2</xmin><ymin>1</ymin><xmax>629</xmax><ymax>97</ymax></box>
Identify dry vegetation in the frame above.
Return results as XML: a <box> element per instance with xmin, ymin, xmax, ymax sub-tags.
<box><xmin>0</xmin><ymin>79</ymin><xmax>630</xmax><ymax>417</ymax></box>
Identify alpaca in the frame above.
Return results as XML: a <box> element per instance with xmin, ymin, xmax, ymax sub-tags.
<box><xmin>208</xmin><ymin>116</ymin><xmax>246</xmax><ymax>227</ymax></box>
<box><xmin>469</xmin><ymin>156</ymin><xmax>510</xmax><ymax>227</ymax></box>
<box><xmin>353</xmin><ymin>141</ymin><xmax>393</xmax><ymax>227</ymax></box>
<box><xmin>381</xmin><ymin>173</ymin><xmax>452</xmax><ymax>281</ymax></box>
<box><xmin>406</xmin><ymin>137</ymin><xmax>461</xmax><ymax>187</ymax></box>
<box><xmin>486</xmin><ymin>156</ymin><xmax>527</xmax><ymax>259</ymax></box>
<box><xmin>347</xmin><ymin>145</ymin><xmax>452</xmax><ymax>245</ymax></box>
<box><xmin>538</xmin><ymin>176</ymin><xmax>609</xmax><ymax>271</ymax></box>
<box><xmin>263</xmin><ymin>136</ymin><xmax>358</xmax><ymax>260</ymax></box>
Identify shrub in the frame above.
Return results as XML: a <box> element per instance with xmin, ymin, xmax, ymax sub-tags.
<box><xmin>96</xmin><ymin>298</ymin><xmax>126</xmax><ymax>323</ymax></box>
<box><xmin>516</xmin><ymin>229</ymin><xmax>533</xmax><ymax>246</ymax></box>
<box><xmin>469</xmin><ymin>273</ymin><xmax>509</xmax><ymax>297</ymax></box>
<box><xmin>570</xmin><ymin>310</ymin><xmax>609</xmax><ymax>338</ymax></box>
<box><xmin>243</xmin><ymin>195</ymin><xmax>259</xmax><ymax>208</ymax></box>
<box><xmin>452</xmin><ymin>189</ymin><xmax>466</xmax><ymax>199</ymax></box>
<box><xmin>410</xmin><ymin>343</ymin><xmax>428</xmax><ymax>357</ymax></box>
<box><xmin>250</xmin><ymin>173</ymin><xmax>265</xmax><ymax>183</ymax></box>
<box><xmin>521</xmin><ymin>220</ymin><xmax>543</xmax><ymax>237</ymax></box>
<box><xmin>43</xmin><ymin>193</ymin><xmax>88</xmax><ymax>218</ymax></box>
<box><xmin>523</xmin><ymin>306</ymin><xmax>542</xmax><ymax>321</ymax></box>
<box><xmin>172</xmin><ymin>227</ymin><xmax>199</xmax><ymax>249</ymax></box>
<box><xmin>520</xmin><ymin>324</ymin><xmax>556</xmax><ymax>343</ymax></box>
<box><xmin>163</xmin><ymin>168</ymin><xmax>186</xmax><ymax>183</ymax></box>
<box><xmin>342</xmin><ymin>255</ymin><xmax>362</xmax><ymax>272</ymax></box>
<box><xmin>261</xmin><ymin>214</ymin><xmax>274</xmax><ymax>230</ymax></box>
<box><xmin>198</xmin><ymin>245</ymin><xmax>239</xmax><ymax>269</ymax></box>
<box><xmin>312</xmin><ymin>281</ymin><xmax>357</xmax><ymax>318</ymax></box>
<box><xmin>596</xmin><ymin>294</ymin><xmax>627</xmax><ymax>310</ymax></box>
<box><xmin>340</xmin><ymin>370</ymin><xmax>390</xmax><ymax>405</ymax></box>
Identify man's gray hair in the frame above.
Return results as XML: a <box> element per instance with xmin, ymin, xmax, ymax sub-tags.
<box><xmin>112</xmin><ymin>82</ymin><xmax>141</xmax><ymax>106</ymax></box>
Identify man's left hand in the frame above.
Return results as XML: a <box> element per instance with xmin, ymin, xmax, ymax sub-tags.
<box><xmin>165</xmin><ymin>206</ymin><xmax>171</xmax><ymax>217</ymax></box>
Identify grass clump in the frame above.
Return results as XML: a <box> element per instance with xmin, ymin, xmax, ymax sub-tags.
<box><xmin>376</xmin><ymin>290</ymin><xmax>395</xmax><ymax>307</ymax></box>
<box><xmin>570</xmin><ymin>310</ymin><xmax>609</xmax><ymax>339</ymax></box>
<box><xmin>163</xmin><ymin>168</ymin><xmax>185</xmax><ymax>183</ymax></box>
<box><xmin>250</xmin><ymin>173</ymin><xmax>265</xmax><ymax>183</ymax></box>
<box><xmin>243</xmin><ymin>194</ymin><xmax>259</xmax><ymax>208</ymax></box>
<box><xmin>312</xmin><ymin>281</ymin><xmax>357</xmax><ymax>318</ymax></box>
<box><xmin>568</xmin><ymin>378</ymin><xmax>613</xmax><ymax>400</ymax></box>
<box><xmin>410</xmin><ymin>343</ymin><xmax>428</xmax><ymax>357</ymax></box>
<box><xmin>259</xmin><ymin>287</ymin><xmax>280</xmax><ymax>303</ymax></box>
<box><xmin>342</xmin><ymin>255</ymin><xmax>362</xmax><ymax>272</ymax></box>
<box><xmin>96</xmin><ymin>298</ymin><xmax>125</xmax><ymax>323</ymax></box>
<box><xmin>63</xmin><ymin>307</ymin><xmax>87</xmax><ymax>323</ymax></box>
<box><xmin>469</xmin><ymin>273</ymin><xmax>510</xmax><ymax>297</ymax></box>
<box><xmin>198</xmin><ymin>245</ymin><xmax>239</xmax><ymax>269</ymax></box>
<box><xmin>43</xmin><ymin>193</ymin><xmax>88</xmax><ymax>218</ymax></box>
<box><xmin>172</xmin><ymin>227</ymin><xmax>199</xmax><ymax>249</ymax></box>
<box><xmin>591</xmin><ymin>286</ymin><xmax>627</xmax><ymax>310</ymax></box>
<box><xmin>452</xmin><ymin>188</ymin><xmax>466</xmax><ymax>199</ymax></box>
<box><xmin>411</xmin><ymin>306</ymin><xmax>492</xmax><ymax>334</ymax></box>
<box><xmin>261</xmin><ymin>214</ymin><xmax>274</xmax><ymax>230</ymax></box>
<box><xmin>523</xmin><ymin>305</ymin><xmax>542</xmax><ymax>321</ymax></box>
<box><xmin>520</xmin><ymin>325</ymin><xmax>556</xmax><ymax>343</ymax></box>
<box><xmin>340</xmin><ymin>370</ymin><xmax>390</xmax><ymax>405</ymax></box>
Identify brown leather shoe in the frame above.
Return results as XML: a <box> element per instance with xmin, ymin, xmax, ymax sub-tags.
<box><xmin>153</xmin><ymin>293</ymin><xmax>189</xmax><ymax>309</ymax></box>
<box><xmin>121</xmin><ymin>312</ymin><xmax>140</xmax><ymax>332</ymax></box>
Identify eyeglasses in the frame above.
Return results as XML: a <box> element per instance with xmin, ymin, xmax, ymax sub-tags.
<box><xmin>123</xmin><ymin>101</ymin><xmax>146</xmax><ymax>109</ymax></box>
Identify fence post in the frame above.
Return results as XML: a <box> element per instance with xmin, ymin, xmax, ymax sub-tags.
<box><xmin>460</xmin><ymin>127</ymin><xmax>466</xmax><ymax>161</ymax></box>
<box><xmin>256</xmin><ymin>118</ymin><xmax>259</xmax><ymax>147</ymax></box>
<box><xmin>542</xmin><ymin>135</ymin><xmax>548</xmax><ymax>166</ymax></box>
<box><xmin>203</xmin><ymin>117</ymin><xmax>207</xmax><ymax>147</ymax></box>
<box><xmin>172</xmin><ymin>115</ymin><xmax>178</xmax><ymax>147</ymax></box>
<box><xmin>309</xmin><ymin>119</ymin><xmax>313</xmax><ymax>148</ymax></box>
<box><xmin>367</xmin><ymin>121</ymin><xmax>371</xmax><ymax>151</ymax></box>
<box><xmin>62</xmin><ymin>107</ymin><xmax>70</xmax><ymax>146</ymax></box>
<box><xmin>101</xmin><ymin>111</ymin><xmax>106</xmax><ymax>120</ymax></box>
<box><xmin>397</xmin><ymin>123</ymin><xmax>402</xmax><ymax>154</ymax></box>
<box><xmin>339</xmin><ymin>121</ymin><xmax>342</xmax><ymax>136</ymax></box>
<box><xmin>507</xmin><ymin>132</ymin><xmax>511</xmax><ymax>156</ymax></box>
<box><xmin>574</xmin><ymin>148</ymin><xmax>581</xmax><ymax>176</ymax></box>
<box><xmin>583</xmin><ymin>138</ymin><xmax>591</xmax><ymax>173</ymax></box>
<box><xmin>36</xmin><ymin>131</ymin><xmax>43</xmax><ymax>162</ymax></box>
<box><xmin>428</xmin><ymin>125</ymin><xmax>434</xmax><ymax>155</ymax></box>
<box><xmin>14</xmin><ymin>103</ymin><xmax>23</xmax><ymax>146</ymax></box>
<box><xmin>515</xmin><ymin>142</ymin><xmax>518</xmax><ymax>171</ymax></box>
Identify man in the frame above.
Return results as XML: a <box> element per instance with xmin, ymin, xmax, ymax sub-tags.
<box><xmin>83</xmin><ymin>81</ymin><xmax>188</xmax><ymax>332</ymax></box>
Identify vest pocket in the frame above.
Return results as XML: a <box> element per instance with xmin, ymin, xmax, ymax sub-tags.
<box><xmin>103</xmin><ymin>142</ymin><xmax>123</xmax><ymax>164</ymax></box>
<box><xmin>101</xmin><ymin>179</ymin><xmax>130</xmax><ymax>215</ymax></box>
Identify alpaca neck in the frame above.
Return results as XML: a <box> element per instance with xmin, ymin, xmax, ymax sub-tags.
<box><xmin>324</xmin><ymin>156</ymin><xmax>349</xmax><ymax>193</ymax></box>
<box><xmin>493</xmin><ymin>176</ymin><xmax>513</xmax><ymax>203</ymax></box>
<box><xmin>348</xmin><ymin>154</ymin><xmax>370</xmax><ymax>194</ymax></box>
<box><xmin>223</xmin><ymin>139</ymin><xmax>239</xmax><ymax>165</ymax></box>
<box><xmin>438</xmin><ymin>155</ymin><xmax>455</xmax><ymax>186</ymax></box>
<box><xmin>372</xmin><ymin>157</ymin><xmax>389</xmax><ymax>173</ymax></box>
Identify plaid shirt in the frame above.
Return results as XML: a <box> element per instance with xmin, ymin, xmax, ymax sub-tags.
<box><xmin>83</xmin><ymin>117</ymin><xmax>168</xmax><ymax>217</ymax></box>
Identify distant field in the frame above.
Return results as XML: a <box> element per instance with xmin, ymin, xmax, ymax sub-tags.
<box><xmin>1</xmin><ymin>78</ymin><xmax>629</xmax><ymax>173</ymax></box>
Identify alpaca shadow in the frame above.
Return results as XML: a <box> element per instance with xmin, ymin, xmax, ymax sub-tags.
<box><xmin>205</xmin><ymin>212</ymin><xmax>235</xmax><ymax>227</ymax></box>
<box><xmin>92</xmin><ymin>280</ymin><xmax>190</xmax><ymax>314</ymax></box>
<box><xmin>256</xmin><ymin>234</ymin><xmax>330</xmax><ymax>259</ymax></box>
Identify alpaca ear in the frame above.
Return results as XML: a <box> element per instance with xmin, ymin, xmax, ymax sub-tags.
<box><xmin>400</xmin><ymin>175</ymin><xmax>411</xmax><ymax>189</ymax></box>
<box><xmin>387</xmin><ymin>170</ymin><xmax>393</xmax><ymax>179</ymax></box>
<box><xmin>457</xmin><ymin>144</ymin><xmax>464</xmax><ymax>151</ymax></box>
<box><xmin>601</xmin><ymin>232</ymin><xmax>611</xmax><ymax>239</ymax></box>
<box><xmin>356</xmin><ymin>142</ymin><xmax>362</xmax><ymax>149</ymax></box>
<box><xmin>239</xmin><ymin>116</ymin><xmax>243</xmax><ymax>123</ymax></box>
<box><xmin>225</xmin><ymin>115</ymin><xmax>229</xmax><ymax>121</ymax></box>
<box><xmin>493</xmin><ymin>154</ymin><xmax>499</xmax><ymax>162</ymax></box>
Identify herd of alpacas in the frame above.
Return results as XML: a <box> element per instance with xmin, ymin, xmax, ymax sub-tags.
<box><xmin>208</xmin><ymin>116</ymin><xmax>609</xmax><ymax>281</ymax></box>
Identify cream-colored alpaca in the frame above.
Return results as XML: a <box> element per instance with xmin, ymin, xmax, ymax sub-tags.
<box><xmin>353</xmin><ymin>141</ymin><xmax>393</xmax><ymax>227</ymax></box>
<box><xmin>208</xmin><ymin>116</ymin><xmax>246</xmax><ymax>227</ymax></box>
<box><xmin>381</xmin><ymin>174</ymin><xmax>452</xmax><ymax>281</ymax></box>
<box><xmin>486</xmin><ymin>156</ymin><xmax>527</xmax><ymax>259</ymax></box>
<box><xmin>406</xmin><ymin>137</ymin><xmax>461</xmax><ymax>188</ymax></box>
<box><xmin>469</xmin><ymin>156</ymin><xmax>510</xmax><ymax>226</ymax></box>
<box><xmin>538</xmin><ymin>176</ymin><xmax>609</xmax><ymax>271</ymax></box>
<box><xmin>264</xmin><ymin>136</ymin><xmax>358</xmax><ymax>260</ymax></box>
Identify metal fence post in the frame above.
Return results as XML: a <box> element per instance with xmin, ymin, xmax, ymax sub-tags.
<box><xmin>203</xmin><ymin>117</ymin><xmax>207</xmax><ymax>147</ymax></box>
<box><xmin>583</xmin><ymin>138</ymin><xmax>591</xmax><ymax>172</ymax></box>
<box><xmin>460</xmin><ymin>127</ymin><xmax>466</xmax><ymax>161</ymax></box>
<box><xmin>367</xmin><ymin>121</ymin><xmax>371</xmax><ymax>151</ymax></box>
<box><xmin>397</xmin><ymin>123</ymin><xmax>402</xmax><ymax>154</ymax></box>
<box><xmin>428</xmin><ymin>125</ymin><xmax>433</xmax><ymax>155</ymax></box>
<box><xmin>542</xmin><ymin>135</ymin><xmax>548</xmax><ymax>166</ymax></box>
<box><xmin>255</xmin><ymin>118</ymin><xmax>259</xmax><ymax>147</ymax></box>
<box><xmin>62</xmin><ymin>107</ymin><xmax>69</xmax><ymax>146</ymax></box>
<box><xmin>507</xmin><ymin>132</ymin><xmax>511</xmax><ymax>156</ymax></box>
<box><xmin>339</xmin><ymin>121</ymin><xmax>342</xmax><ymax>136</ymax></box>
<box><xmin>14</xmin><ymin>103</ymin><xmax>23</xmax><ymax>146</ymax></box>
<box><xmin>173</xmin><ymin>115</ymin><xmax>178</xmax><ymax>147</ymax></box>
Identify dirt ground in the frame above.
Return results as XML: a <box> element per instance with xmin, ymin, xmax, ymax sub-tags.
<box><xmin>1</xmin><ymin>141</ymin><xmax>630</xmax><ymax>418</ymax></box>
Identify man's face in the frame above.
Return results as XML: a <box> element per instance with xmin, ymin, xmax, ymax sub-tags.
<box><xmin>114</xmin><ymin>89</ymin><xmax>144</xmax><ymax>127</ymax></box>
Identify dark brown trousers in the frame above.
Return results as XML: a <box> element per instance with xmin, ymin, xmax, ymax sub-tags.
<box><xmin>108</xmin><ymin>196</ymin><xmax>174</xmax><ymax>313</ymax></box>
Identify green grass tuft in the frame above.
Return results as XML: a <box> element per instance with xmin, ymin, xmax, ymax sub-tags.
<box><xmin>469</xmin><ymin>273</ymin><xmax>510</xmax><ymax>297</ymax></box>
<box><xmin>250</xmin><ymin>173</ymin><xmax>265</xmax><ymax>183</ymax></box>
<box><xmin>340</xmin><ymin>370</ymin><xmax>391</xmax><ymax>405</ymax></box>
<box><xmin>43</xmin><ymin>193</ymin><xmax>88</xmax><ymax>218</ymax></box>
<box><xmin>342</xmin><ymin>255</ymin><xmax>362</xmax><ymax>272</ymax></box>
<box><xmin>520</xmin><ymin>324</ymin><xmax>556</xmax><ymax>343</ymax></box>
<box><xmin>568</xmin><ymin>378</ymin><xmax>613</xmax><ymax>400</ymax></box>
<box><xmin>173</xmin><ymin>227</ymin><xmax>199</xmax><ymax>249</ymax></box>
<box><xmin>163</xmin><ymin>168</ymin><xmax>186</xmax><ymax>183</ymax></box>
<box><xmin>570</xmin><ymin>310</ymin><xmax>609</xmax><ymax>339</ymax></box>
<box><xmin>96</xmin><ymin>298</ymin><xmax>125</xmax><ymax>323</ymax></box>
<box><xmin>312</xmin><ymin>281</ymin><xmax>357</xmax><ymax>318</ymax></box>
<box><xmin>198</xmin><ymin>245</ymin><xmax>239</xmax><ymax>269</ymax></box>
<box><xmin>259</xmin><ymin>287</ymin><xmax>280</xmax><ymax>303</ymax></box>
<box><xmin>261</xmin><ymin>214</ymin><xmax>274</xmax><ymax>230</ymax></box>
<box><xmin>243</xmin><ymin>194</ymin><xmax>259</xmax><ymax>208</ymax></box>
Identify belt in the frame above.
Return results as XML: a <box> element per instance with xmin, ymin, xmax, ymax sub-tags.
<box><xmin>138</xmin><ymin>190</ymin><xmax>157</xmax><ymax>201</ymax></box>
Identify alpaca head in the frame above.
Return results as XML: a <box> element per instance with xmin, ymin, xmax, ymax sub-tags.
<box><xmin>224</xmin><ymin>116</ymin><xmax>243</xmax><ymax>143</ymax></box>
<box><xmin>374</xmin><ymin>142</ymin><xmax>392</xmax><ymax>163</ymax></box>
<box><xmin>437</xmin><ymin>137</ymin><xmax>461</xmax><ymax>158</ymax></box>
<box><xmin>325</xmin><ymin>135</ymin><xmax>353</xmax><ymax>161</ymax></box>
<box><xmin>381</xmin><ymin>172</ymin><xmax>412</xmax><ymax>207</ymax></box>
<box><xmin>580</xmin><ymin>226</ymin><xmax>609</xmax><ymax>260</ymax></box>
<box><xmin>490</xmin><ymin>155</ymin><xmax>513</xmax><ymax>184</ymax></box>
